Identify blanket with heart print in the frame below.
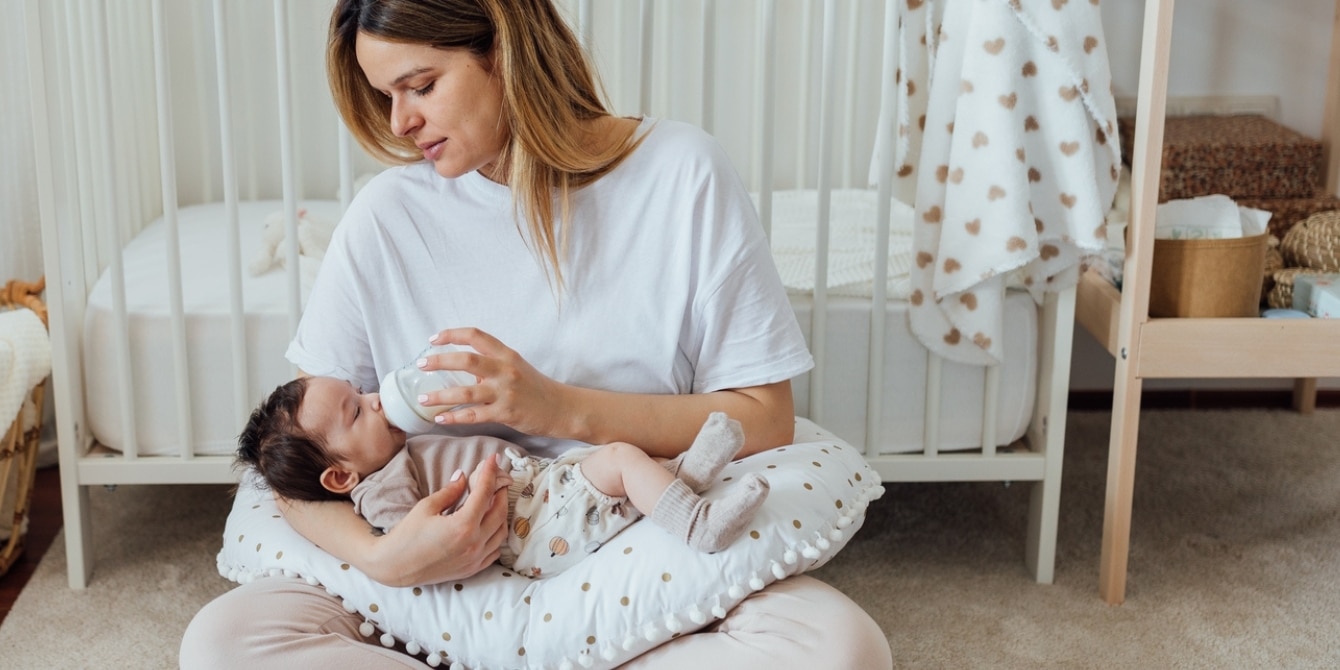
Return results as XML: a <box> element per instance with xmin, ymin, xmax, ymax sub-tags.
<box><xmin>877</xmin><ymin>0</ymin><xmax>1120</xmax><ymax>364</ymax></box>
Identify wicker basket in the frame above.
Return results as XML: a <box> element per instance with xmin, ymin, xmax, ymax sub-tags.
<box><xmin>1280</xmin><ymin>210</ymin><xmax>1340</xmax><ymax>272</ymax></box>
<box><xmin>1265</xmin><ymin>267</ymin><xmax>1331</xmax><ymax>310</ymax></box>
<box><xmin>1</xmin><ymin>277</ymin><xmax>48</xmax><ymax>578</ymax></box>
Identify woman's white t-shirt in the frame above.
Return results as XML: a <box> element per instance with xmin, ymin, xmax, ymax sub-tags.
<box><xmin>287</xmin><ymin>118</ymin><xmax>812</xmax><ymax>456</ymax></box>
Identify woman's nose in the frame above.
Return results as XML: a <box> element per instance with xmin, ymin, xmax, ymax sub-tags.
<box><xmin>389</xmin><ymin>96</ymin><xmax>420</xmax><ymax>137</ymax></box>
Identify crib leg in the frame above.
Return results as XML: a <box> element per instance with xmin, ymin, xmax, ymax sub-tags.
<box><xmin>59</xmin><ymin>476</ymin><xmax>94</xmax><ymax>589</ymax></box>
<box><xmin>1024</xmin><ymin>288</ymin><xmax>1075</xmax><ymax>584</ymax></box>
<box><xmin>1025</xmin><ymin>476</ymin><xmax>1060</xmax><ymax>584</ymax></box>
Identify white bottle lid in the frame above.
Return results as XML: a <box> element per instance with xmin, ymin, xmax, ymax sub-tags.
<box><xmin>379</xmin><ymin>370</ymin><xmax>438</xmax><ymax>434</ymax></box>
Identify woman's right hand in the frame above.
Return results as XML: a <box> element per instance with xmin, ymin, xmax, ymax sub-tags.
<box><xmin>377</xmin><ymin>455</ymin><xmax>511</xmax><ymax>586</ymax></box>
<box><xmin>369</xmin><ymin>455</ymin><xmax>511</xmax><ymax>587</ymax></box>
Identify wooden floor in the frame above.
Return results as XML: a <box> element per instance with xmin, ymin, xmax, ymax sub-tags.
<box><xmin>0</xmin><ymin>466</ymin><xmax>62</xmax><ymax>628</ymax></box>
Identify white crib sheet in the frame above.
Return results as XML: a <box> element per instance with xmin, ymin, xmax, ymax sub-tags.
<box><xmin>83</xmin><ymin>198</ymin><xmax>1035</xmax><ymax>457</ymax></box>
<box><xmin>84</xmin><ymin>200</ymin><xmax>342</xmax><ymax>456</ymax></box>
<box><xmin>790</xmin><ymin>292</ymin><xmax>1036</xmax><ymax>455</ymax></box>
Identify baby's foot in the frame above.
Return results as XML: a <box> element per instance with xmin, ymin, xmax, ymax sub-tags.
<box><xmin>650</xmin><ymin>474</ymin><xmax>770</xmax><ymax>553</ymax></box>
<box><xmin>662</xmin><ymin>412</ymin><xmax>745</xmax><ymax>493</ymax></box>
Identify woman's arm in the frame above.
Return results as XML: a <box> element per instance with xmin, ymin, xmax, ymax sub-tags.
<box><xmin>420</xmin><ymin>328</ymin><xmax>795</xmax><ymax>458</ymax></box>
<box><xmin>277</xmin><ymin>456</ymin><xmax>511</xmax><ymax>587</ymax></box>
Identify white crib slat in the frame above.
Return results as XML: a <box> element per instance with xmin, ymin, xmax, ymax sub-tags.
<box><xmin>700</xmin><ymin>0</ymin><xmax>715</xmax><ymax>134</ymax></box>
<box><xmin>794</xmin><ymin>0</ymin><xmax>818</xmax><ymax>187</ymax></box>
<box><xmin>129</xmin><ymin>0</ymin><xmax>157</xmax><ymax>245</ymax></box>
<box><xmin>655</xmin><ymin>1</ymin><xmax>671</xmax><ymax>119</ymax></box>
<box><xmin>190</xmin><ymin>0</ymin><xmax>215</xmax><ymax>204</ymax></box>
<box><xmin>840</xmin><ymin>1</ymin><xmax>860</xmax><ymax>187</ymax></box>
<box><xmin>274</xmin><ymin>0</ymin><xmax>303</xmax><ymax>339</ymax></box>
<box><xmin>808</xmin><ymin>0</ymin><xmax>838</xmax><ymax>424</ymax></box>
<box><xmin>241</xmin><ymin>4</ymin><xmax>260</xmax><ymax>202</ymax></box>
<box><xmin>151</xmin><ymin>0</ymin><xmax>195</xmax><ymax>458</ymax></box>
<box><xmin>68</xmin><ymin>0</ymin><xmax>99</xmax><ymax>296</ymax></box>
<box><xmin>923</xmin><ymin>353</ymin><xmax>942</xmax><ymax>456</ymax></box>
<box><xmin>213</xmin><ymin>0</ymin><xmax>251</xmax><ymax>430</ymax></box>
<box><xmin>754</xmin><ymin>0</ymin><xmax>776</xmax><ymax>240</ymax></box>
<box><xmin>577</xmin><ymin>0</ymin><xmax>594</xmax><ymax>49</ymax></box>
<box><xmin>639</xmin><ymin>0</ymin><xmax>654</xmax><ymax>115</ymax></box>
<box><xmin>339</xmin><ymin>127</ymin><xmax>355</xmax><ymax>212</ymax></box>
<box><xmin>106</xmin><ymin>3</ymin><xmax>132</xmax><ymax>235</ymax></box>
<box><xmin>981</xmin><ymin>364</ymin><xmax>1000</xmax><ymax>456</ymax></box>
<box><xmin>865</xmin><ymin>0</ymin><xmax>898</xmax><ymax>457</ymax></box>
<box><xmin>89</xmin><ymin>0</ymin><xmax>139</xmax><ymax>459</ymax></box>
<box><xmin>25</xmin><ymin>0</ymin><xmax>96</xmax><ymax>591</ymax></box>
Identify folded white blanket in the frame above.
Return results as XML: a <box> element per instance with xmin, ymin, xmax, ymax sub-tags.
<box><xmin>883</xmin><ymin>0</ymin><xmax>1120</xmax><ymax>364</ymax></box>
<box><xmin>0</xmin><ymin>307</ymin><xmax>51</xmax><ymax>432</ymax></box>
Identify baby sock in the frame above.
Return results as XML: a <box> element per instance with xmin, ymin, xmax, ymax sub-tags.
<box><xmin>650</xmin><ymin>474</ymin><xmax>770</xmax><ymax>553</ymax></box>
<box><xmin>662</xmin><ymin>411</ymin><xmax>745</xmax><ymax>493</ymax></box>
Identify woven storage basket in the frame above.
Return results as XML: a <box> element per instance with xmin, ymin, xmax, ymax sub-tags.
<box><xmin>1266</xmin><ymin>267</ymin><xmax>1330</xmax><ymax>310</ymax></box>
<box><xmin>1280</xmin><ymin>210</ymin><xmax>1340</xmax><ymax>271</ymax></box>
<box><xmin>1261</xmin><ymin>243</ymin><xmax>1284</xmax><ymax>305</ymax></box>
<box><xmin>1</xmin><ymin>277</ymin><xmax>48</xmax><ymax>578</ymax></box>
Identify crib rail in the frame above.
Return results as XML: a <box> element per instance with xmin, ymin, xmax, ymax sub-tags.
<box><xmin>28</xmin><ymin>0</ymin><xmax>1073</xmax><ymax>588</ymax></box>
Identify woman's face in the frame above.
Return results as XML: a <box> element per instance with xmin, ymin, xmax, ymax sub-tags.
<box><xmin>356</xmin><ymin>33</ymin><xmax>508</xmax><ymax>180</ymax></box>
<box><xmin>299</xmin><ymin>376</ymin><xmax>407</xmax><ymax>478</ymax></box>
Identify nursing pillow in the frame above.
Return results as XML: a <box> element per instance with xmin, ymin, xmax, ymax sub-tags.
<box><xmin>215</xmin><ymin>418</ymin><xmax>883</xmax><ymax>670</ymax></box>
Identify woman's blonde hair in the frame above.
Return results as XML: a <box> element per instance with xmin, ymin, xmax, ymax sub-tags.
<box><xmin>328</xmin><ymin>0</ymin><xmax>639</xmax><ymax>288</ymax></box>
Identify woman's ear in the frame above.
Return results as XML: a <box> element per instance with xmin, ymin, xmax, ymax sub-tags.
<box><xmin>321</xmin><ymin>466</ymin><xmax>361</xmax><ymax>495</ymax></box>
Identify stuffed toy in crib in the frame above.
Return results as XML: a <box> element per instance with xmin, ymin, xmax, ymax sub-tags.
<box><xmin>249</xmin><ymin>208</ymin><xmax>339</xmax><ymax>278</ymax></box>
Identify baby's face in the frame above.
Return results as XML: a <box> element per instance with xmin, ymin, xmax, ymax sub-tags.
<box><xmin>298</xmin><ymin>376</ymin><xmax>408</xmax><ymax>477</ymax></box>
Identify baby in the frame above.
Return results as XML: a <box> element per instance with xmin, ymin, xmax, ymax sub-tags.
<box><xmin>236</xmin><ymin>376</ymin><xmax>770</xmax><ymax>578</ymax></box>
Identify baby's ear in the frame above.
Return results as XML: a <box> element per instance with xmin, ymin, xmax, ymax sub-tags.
<box><xmin>321</xmin><ymin>466</ymin><xmax>361</xmax><ymax>494</ymax></box>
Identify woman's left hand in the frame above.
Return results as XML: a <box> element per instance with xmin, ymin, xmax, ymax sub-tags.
<box><xmin>418</xmin><ymin>327</ymin><xmax>573</xmax><ymax>438</ymax></box>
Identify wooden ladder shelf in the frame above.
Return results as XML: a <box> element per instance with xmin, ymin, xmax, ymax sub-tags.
<box><xmin>1076</xmin><ymin>0</ymin><xmax>1340</xmax><ymax>604</ymax></box>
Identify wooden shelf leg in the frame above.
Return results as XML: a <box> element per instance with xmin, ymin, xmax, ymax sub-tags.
<box><xmin>1099</xmin><ymin>355</ymin><xmax>1144</xmax><ymax>605</ymax></box>
<box><xmin>1292</xmin><ymin>378</ymin><xmax>1318</xmax><ymax>414</ymax></box>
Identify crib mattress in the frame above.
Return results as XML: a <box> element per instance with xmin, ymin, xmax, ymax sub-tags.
<box><xmin>84</xmin><ymin>200</ymin><xmax>342</xmax><ymax>456</ymax></box>
<box><xmin>84</xmin><ymin>200</ymin><xmax>1036</xmax><ymax>457</ymax></box>
<box><xmin>790</xmin><ymin>291</ymin><xmax>1036</xmax><ymax>454</ymax></box>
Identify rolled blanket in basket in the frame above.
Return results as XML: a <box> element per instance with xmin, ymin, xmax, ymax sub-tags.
<box><xmin>0</xmin><ymin>307</ymin><xmax>51</xmax><ymax>429</ymax></box>
<box><xmin>878</xmin><ymin>0</ymin><xmax>1120</xmax><ymax>364</ymax></box>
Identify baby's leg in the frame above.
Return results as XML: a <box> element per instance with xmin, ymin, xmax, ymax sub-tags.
<box><xmin>578</xmin><ymin>441</ymin><xmax>675</xmax><ymax>508</ymax></box>
<box><xmin>662</xmin><ymin>412</ymin><xmax>745</xmax><ymax>492</ymax></box>
<box><xmin>579</xmin><ymin>441</ymin><xmax>770</xmax><ymax>553</ymax></box>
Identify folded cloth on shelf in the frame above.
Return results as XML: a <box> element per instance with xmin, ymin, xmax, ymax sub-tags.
<box><xmin>0</xmin><ymin>307</ymin><xmax>51</xmax><ymax>430</ymax></box>
<box><xmin>877</xmin><ymin>0</ymin><xmax>1119</xmax><ymax>364</ymax></box>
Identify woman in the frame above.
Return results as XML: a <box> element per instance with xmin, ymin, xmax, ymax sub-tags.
<box><xmin>181</xmin><ymin>0</ymin><xmax>892</xmax><ymax>667</ymax></box>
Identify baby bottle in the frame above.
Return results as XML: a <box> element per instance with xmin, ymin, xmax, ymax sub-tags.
<box><xmin>379</xmin><ymin>343</ymin><xmax>477</xmax><ymax>434</ymax></box>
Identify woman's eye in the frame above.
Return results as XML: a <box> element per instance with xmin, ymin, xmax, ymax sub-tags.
<box><xmin>413</xmin><ymin>81</ymin><xmax>435</xmax><ymax>97</ymax></box>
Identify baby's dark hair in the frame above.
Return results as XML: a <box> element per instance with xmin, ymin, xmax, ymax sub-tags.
<box><xmin>236</xmin><ymin>377</ymin><xmax>347</xmax><ymax>502</ymax></box>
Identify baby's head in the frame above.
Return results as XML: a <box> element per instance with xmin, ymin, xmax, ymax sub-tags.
<box><xmin>237</xmin><ymin>376</ymin><xmax>408</xmax><ymax>501</ymax></box>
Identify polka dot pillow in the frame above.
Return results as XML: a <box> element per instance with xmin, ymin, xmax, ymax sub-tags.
<box><xmin>215</xmin><ymin>418</ymin><xmax>883</xmax><ymax>670</ymax></box>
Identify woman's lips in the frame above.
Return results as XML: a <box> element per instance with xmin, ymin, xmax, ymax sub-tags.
<box><xmin>421</xmin><ymin>139</ymin><xmax>445</xmax><ymax>161</ymax></box>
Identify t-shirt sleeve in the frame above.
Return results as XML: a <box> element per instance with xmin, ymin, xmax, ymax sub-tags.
<box><xmin>350</xmin><ymin>449</ymin><xmax>424</xmax><ymax>531</ymax></box>
<box><xmin>351</xmin><ymin>474</ymin><xmax>421</xmax><ymax>532</ymax></box>
<box><xmin>285</xmin><ymin>196</ymin><xmax>380</xmax><ymax>390</ymax></box>
<box><xmin>683</xmin><ymin>136</ymin><xmax>814</xmax><ymax>394</ymax></box>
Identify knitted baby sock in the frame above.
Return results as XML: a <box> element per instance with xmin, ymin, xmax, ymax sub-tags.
<box><xmin>650</xmin><ymin>474</ymin><xmax>770</xmax><ymax>553</ymax></box>
<box><xmin>662</xmin><ymin>412</ymin><xmax>745</xmax><ymax>493</ymax></box>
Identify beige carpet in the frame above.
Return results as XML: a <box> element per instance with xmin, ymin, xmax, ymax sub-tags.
<box><xmin>3</xmin><ymin>409</ymin><xmax>1340</xmax><ymax>668</ymax></box>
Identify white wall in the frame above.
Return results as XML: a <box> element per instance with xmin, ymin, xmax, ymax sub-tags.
<box><xmin>3</xmin><ymin>0</ymin><xmax>1337</xmax><ymax>391</ymax></box>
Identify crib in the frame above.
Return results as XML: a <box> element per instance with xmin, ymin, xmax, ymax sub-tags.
<box><xmin>26</xmin><ymin>0</ymin><xmax>1078</xmax><ymax>590</ymax></box>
